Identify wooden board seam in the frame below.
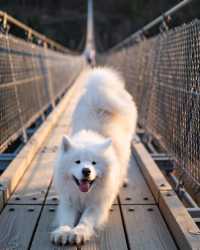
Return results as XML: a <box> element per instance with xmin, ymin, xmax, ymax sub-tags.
<box><xmin>117</xmin><ymin>201</ymin><xmax>131</xmax><ymax>250</ymax></box>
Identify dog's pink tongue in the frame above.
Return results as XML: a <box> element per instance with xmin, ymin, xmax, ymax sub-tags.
<box><xmin>79</xmin><ymin>181</ymin><xmax>90</xmax><ymax>192</ymax></box>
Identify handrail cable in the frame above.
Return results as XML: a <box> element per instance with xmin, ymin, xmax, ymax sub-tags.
<box><xmin>0</xmin><ymin>11</ymin><xmax>69</xmax><ymax>53</ymax></box>
<box><xmin>110</xmin><ymin>0</ymin><xmax>194</xmax><ymax>52</ymax></box>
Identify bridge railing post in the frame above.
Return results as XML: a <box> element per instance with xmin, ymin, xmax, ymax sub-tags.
<box><xmin>43</xmin><ymin>41</ymin><xmax>56</xmax><ymax>109</ymax></box>
<box><xmin>4</xmin><ymin>23</ymin><xmax>28</xmax><ymax>144</ymax></box>
<box><xmin>27</xmin><ymin>34</ymin><xmax>46</xmax><ymax>122</ymax></box>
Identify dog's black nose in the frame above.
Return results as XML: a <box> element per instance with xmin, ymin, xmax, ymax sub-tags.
<box><xmin>82</xmin><ymin>168</ymin><xmax>91</xmax><ymax>177</ymax></box>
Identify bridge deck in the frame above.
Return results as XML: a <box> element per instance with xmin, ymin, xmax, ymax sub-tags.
<box><xmin>2</xmin><ymin>74</ymin><xmax>193</xmax><ymax>250</ymax></box>
<box><xmin>0</xmin><ymin>102</ymin><xmax>178</xmax><ymax>249</ymax></box>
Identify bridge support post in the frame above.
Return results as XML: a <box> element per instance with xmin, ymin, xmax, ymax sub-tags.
<box><xmin>4</xmin><ymin>23</ymin><xmax>28</xmax><ymax>144</ymax></box>
<box><xmin>43</xmin><ymin>41</ymin><xmax>55</xmax><ymax>109</ymax></box>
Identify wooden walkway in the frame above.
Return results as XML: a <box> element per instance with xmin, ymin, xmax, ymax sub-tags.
<box><xmin>0</xmin><ymin>75</ymin><xmax>199</xmax><ymax>250</ymax></box>
<box><xmin>0</xmin><ymin>131</ymin><xmax>177</xmax><ymax>249</ymax></box>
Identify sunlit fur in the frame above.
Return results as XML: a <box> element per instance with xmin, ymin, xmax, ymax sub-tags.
<box><xmin>51</xmin><ymin>67</ymin><xmax>138</xmax><ymax>245</ymax></box>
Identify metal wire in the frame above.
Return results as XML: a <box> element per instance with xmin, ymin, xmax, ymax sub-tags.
<box><xmin>0</xmin><ymin>11</ymin><xmax>70</xmax><ymax>53</ymax></box>
<box><xmin>97</xmin><ymin>20</ymin><xmax>200</xmax><ymax>187</ymax></box>
<box><xmin>0</xmin><ymin>32</ymin><xmax>85</xmax><ymax>152</ymax></box>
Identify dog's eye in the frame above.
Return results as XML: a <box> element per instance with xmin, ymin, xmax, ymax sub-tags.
<box><xmin>75</xmin><ymin>160</ymin><xmax>81</xmax><ymax>164</ymax></box>
<box><xmin>92</xmin><ymin>161</ymin><xmax>96</xmax><ymax>165</ymax></box>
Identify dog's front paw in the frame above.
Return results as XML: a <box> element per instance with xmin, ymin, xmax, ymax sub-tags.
<box><xmin>68</xmin><ymin>224</ymin><xmax>94</xmax><ymax>245</ymax></box>
<box><xmin>51</xmin><ymin>225</ymin><xmax>71</xmax><ymax>245</ymax></box>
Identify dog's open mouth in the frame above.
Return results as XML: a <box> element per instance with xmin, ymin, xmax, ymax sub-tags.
<box><xmin>72</xmin><ymin>176</ymin><xmax>95</xmax><ymax>192</ymax></box>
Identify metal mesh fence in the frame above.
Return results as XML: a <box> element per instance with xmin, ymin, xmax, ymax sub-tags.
<box><xmin>0</xmin><ymin>32</ymin><xmax>85</xmax><ymax>152</ymax></box>
<box><xmin>97</xmin><ymin>20</ymin><xmax>200</xmax><ymax>186</ymax></box>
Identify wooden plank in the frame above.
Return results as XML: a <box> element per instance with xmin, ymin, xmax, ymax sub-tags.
<box><xmin>119</xmin><ymin>156</ymin><xmax>155</xmax><ymax>205</ymax></box>
<box><xmin>46</xmin><ymin>183</ymin><xmax>59</xmax><ymax>205</ymax></box>
<box><xmin>132</xmin><ymin>139</ymin><xmax>172</xmax><ymax>202</ymax></box>
<box><xmin>8</xmin><ymin>151</ymin><xmax>55</xmax><ymax>204</ymax></box>
<box><xmin>0</xmin><ymin>205</ymin><xmax>41</xmax><ymax>249</ymax></box>
<box><xmin>30</xmin><ymin>205</ymin><xmax>77</xmax><ymax>250</ymax></box>
<box><xmin>8</xmin><ymin>107</ymin><xmax>73</xmax><ymax>205</ymax></box>
<box><xmin>33</xmin><ymin>205</ymin><xmax>126</xmax><ymax>250</ymax></box>
<box><xmin>122</xmin><ymin>204</ymin><xmax>177</xmax><ymax>250</ymax></box>
<box><xmin>8</xmin><ymin>109</ymin><xmax>71</xmax><ymax>205</ymax></box>
<box><xmin>41</xmin><ymin>133</ymin><xmax>63</xmax><ymax>153</ymax></box>
<box><xmin>159</xmin><ymin>190</ymin><xmax>200</xmax><ymax>250</ymax></box>
<box><xmin>81</xmin><ymin>205</ymin><xmax>127</xmax><ymax>250</ymax></box>
<box><xmin>0</xmin><ymin>75</ymin><xmax>82</xmax><ymax>203</ymax></box>
<box><xmin>0</xmin><ymin>190</ymin><xmax>4</xmax><ymax>211</ymax></box>
<box><xmin>41</xmin><ymin>116</ymin><xmax>70</xmax><ymax>151</ymax></box>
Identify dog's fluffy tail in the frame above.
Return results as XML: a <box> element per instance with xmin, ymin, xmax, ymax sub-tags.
<box><xmin>84</xmin><ymin>67</ymin><xmax>133</xmax><ymax>115</ymax></box>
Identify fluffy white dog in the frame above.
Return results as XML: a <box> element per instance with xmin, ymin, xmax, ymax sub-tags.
<box><xmin>51</xmin><ymin>67</ymin><xmax>137</xmax><ymax>245</ymax></box>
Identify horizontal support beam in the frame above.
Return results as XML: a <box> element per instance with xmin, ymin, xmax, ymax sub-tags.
<box><xmin>169</xmin><ymin>173</ymin><xmax>199</xmax><ymax>208</ymax></box>
<box><xmin>188</xmin><ymin>208</ymin><xmax>200</xmax><ymax>219</ymax></box>
<box><xmin>0</xmin><ymin>153</ymin><xmax>17</xmax><ymax>161</ymax></box>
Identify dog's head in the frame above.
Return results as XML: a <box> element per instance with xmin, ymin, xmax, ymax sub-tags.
<box><xmin>59</xmin><ymin>134</ymin><xmax>113</xmax><ymax>193</ymax></box>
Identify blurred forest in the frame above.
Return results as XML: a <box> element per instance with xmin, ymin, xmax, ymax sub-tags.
<box><xmin>1</xmin><ymin>0</ymin><xmax>200</xmax><ymax>51</ymax></box>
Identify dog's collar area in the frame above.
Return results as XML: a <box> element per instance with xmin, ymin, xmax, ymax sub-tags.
<box><xmin>72</xmin><ymin>175</ymin><xmax>95</xmax><ymax>192</ymax></box>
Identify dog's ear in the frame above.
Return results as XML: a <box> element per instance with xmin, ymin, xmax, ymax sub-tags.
<box><xmin>62</xmin><ymin>135</ymin><xmax>73</xmax><ymax>152</ymax></box>
<box><xmin>96</xmin><ymin>138</ymin><xmax>112</xmax><ymax>152</ymax></box>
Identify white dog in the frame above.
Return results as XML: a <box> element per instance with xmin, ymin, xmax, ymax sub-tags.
<box><xmin>51</xmin><ymin>67</ymin><xmax>137</xmax><ymax>245</ymax></box>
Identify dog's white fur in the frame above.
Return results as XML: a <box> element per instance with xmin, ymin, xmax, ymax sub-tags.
<box><xmin>51</xmin><ymin>67</ymin><xmax>137</xmax><ymax>245</ymax></box>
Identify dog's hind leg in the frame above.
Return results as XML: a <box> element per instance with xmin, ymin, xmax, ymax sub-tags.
<box><xmin>51</xmin><ymin>201</ymin><xmax>78</xmax><ymax>245</ymax></box>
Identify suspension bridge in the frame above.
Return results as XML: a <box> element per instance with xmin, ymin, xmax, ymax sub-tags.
<box><xmin>0</xmin><ymin>0</ymin><xmax>200</xmax><ymax>249</ymax></box>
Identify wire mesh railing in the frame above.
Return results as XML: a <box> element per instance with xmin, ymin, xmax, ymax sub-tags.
<box><xmin>0</xmin><ymin>11</ymin><xmax>70</xmax><ymax>53</ymax></box>
<box><xmin>97</xmin><ymin>19</ymin><xmax>200</xmax><ymax>187</ymax></box>
<box><xmin>0</xmin><ymin>27</ymin><xmax>85</xmax><ymax>153</ymax></box>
